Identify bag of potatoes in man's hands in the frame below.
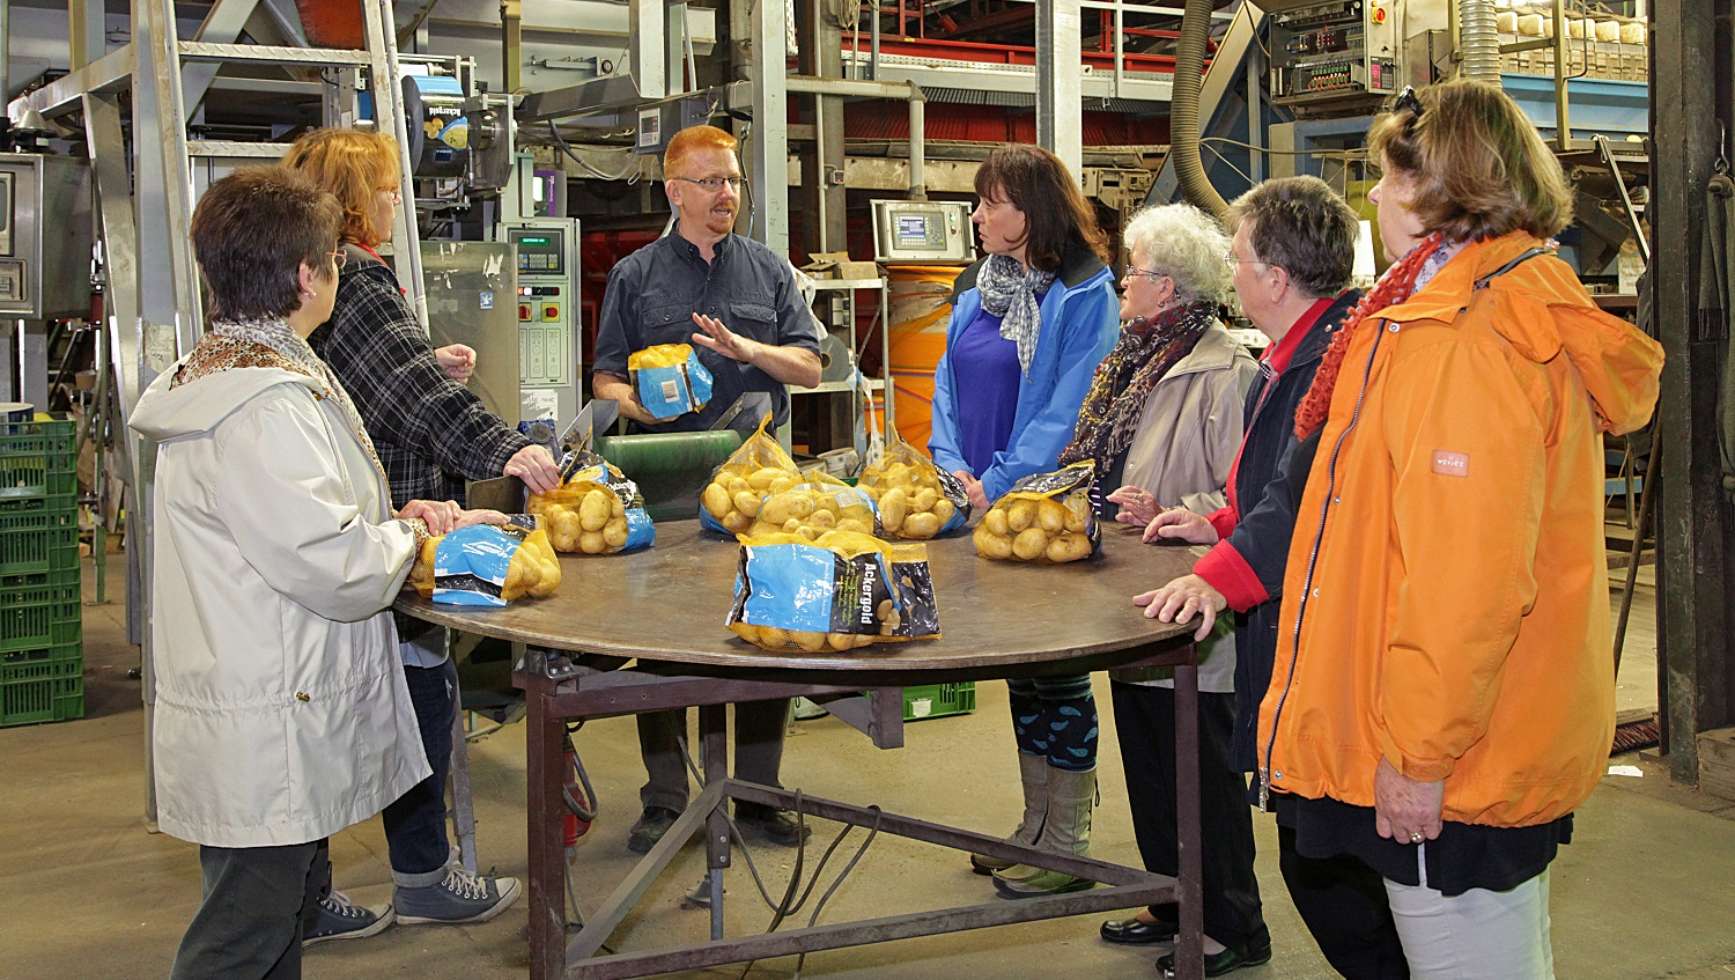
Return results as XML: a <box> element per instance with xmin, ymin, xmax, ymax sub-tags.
<box><xmin>529</xmin><ymin>451</ymin><xmax>655</xmax><ymax>554</ymax></box>
<box><xmin>627</xmin><ymin>342</ymin><xmax>713</xmax><ymax>420</ymax></box>
<box><xmin>973</xmin><ymin>461</ymin><xmax>1099</xmax><ymax>564</ymax></box>
<box><xmin>410</xmin><ymin>516</ymin><xmax>562</xmax><ymax>605</ymax></box>
<box><xmin>858</xmin><ymin>439</ymin><xmax>969</xmax><ymax>540</ymax></box>
<box><xmin>726</xmin><ymin>529</ymin><xmax>941</xmax><ymax>653</ymax></box>
<box><xmin>748</xmin><ymin>472</ymin><xmax>881</xmax><ymax>540</ymax></box>
<box><xmin>699</xmin><ymin>414</ymin><xmax>803</xmax><ymax>535</ymax></box>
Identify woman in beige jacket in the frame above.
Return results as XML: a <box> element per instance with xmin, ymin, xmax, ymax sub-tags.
<box><xmin>1057</xmin><ymin>204</ymin><xmax>1271</xmax><ymax>975</ymax></box>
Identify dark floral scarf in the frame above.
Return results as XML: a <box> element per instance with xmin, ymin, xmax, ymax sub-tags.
<box><xmin>1060</xmin><ymin>300</ymin><xmax>1218</xmax><ymax>469</ymax></box>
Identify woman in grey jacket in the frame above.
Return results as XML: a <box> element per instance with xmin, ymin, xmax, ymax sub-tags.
<box><xmin>130</xmin><ymin>168</ymin><xmax>492</xmax><ymax>978</ymax></box>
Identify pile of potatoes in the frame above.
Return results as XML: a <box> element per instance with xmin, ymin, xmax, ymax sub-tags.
<box><xmin>409</xmin><ymin>526</ymin><xmax>562</xmax><ymax>601</ymax></box>
<box><xmin>529</xmin><ymin>485</ymin><xmax>632</xmax><ymax>555</ymax></box>
<box><xmin>859</xmin><ymin>459</ymin><xmax>959</xmax><ymax>540</ymax></box>
<box><xmin>730</xmin><ymin>622</ymin><xmax>882</xmax><ymax>653</ymax></box>
<box><xmin>701</xmin><ymin>464</ymin><xmax>801</xmax><ymax>534</ymax></box>
<box><xmin>973</xmin><ymin>495</ymin><xmax>1095</xmax><ymax>564</ymax></box>
<box><xmin>748</xmin><ymin>481</ymin><xmax>877</xmax><ymax>539</ymax></box>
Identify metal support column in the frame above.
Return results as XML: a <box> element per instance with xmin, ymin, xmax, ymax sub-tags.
<box><xmin>500</xmin><ymin>0</ymin><xmax>522</xmax><ymax>94</ymax></box>
<box><xmin>797</xmin><ymin>0</ymin><xmax>848</xmax><ymax>258</ymax></box>
<box><xmin>1036</xmin><ymin>0</ymin><xmax>1083</xmax><ymax>178</ymax></box>
<box><xmin>629</xmin><ymin>0</ymin><xmax>669</xmax><ymax>101</ymax></box>
<box><xmin>1651</xmin><ymin>0</ymin><xmax>1735</xmax><ymax>782</ymax></box>
<box><xmin>748</xmin><ymin>0</ymin><xmax>790</xmax><ymax>256</ymax></box>
<box><xmin>70</xmin><ymin>0</ymin><xmax>107</xmax><ymax>69</ymax></box>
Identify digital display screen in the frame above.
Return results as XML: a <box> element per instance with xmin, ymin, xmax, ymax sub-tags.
<box><xmin>512</xmin><ymin>228</ymin><xmax>564</xmax><ymax>275</ymax></box>
<box><xmin>895</xmin><ymin>214</ymin><xmax>935</xmax><ymax>246</ymax></box>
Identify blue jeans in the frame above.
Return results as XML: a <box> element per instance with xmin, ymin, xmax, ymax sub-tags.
<box><xmin>381</xmin><ymin>658</ymin><xmax>457</xmax><ymax>888</ymax></box>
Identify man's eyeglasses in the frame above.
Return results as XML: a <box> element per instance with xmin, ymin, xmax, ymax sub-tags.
<box><xmin>675</xmin><ymin>175</ymin><xmax>746</xmax><ymax>192</ymax></box>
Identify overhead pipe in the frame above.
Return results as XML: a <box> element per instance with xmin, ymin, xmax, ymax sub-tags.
<box><xmin>1457</xmin><ymin>0</ymin><xmax>1501</xmax><ymax>81</ymax></box>
<box><xmin>1169</xmin><ymin>0</ymin><xmax>1227</xmax><ymax>216</ymax></box>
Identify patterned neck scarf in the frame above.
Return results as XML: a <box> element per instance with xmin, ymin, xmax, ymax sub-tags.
<box><xmin>977</xmin><ymin>253</ymin><xmax>1058</xmax><ymax>376</ymax></box>
<box><xmin>1060</xmin><ymin>300</ymin><xmax>1218</xmax><ymax>469</ymax></box>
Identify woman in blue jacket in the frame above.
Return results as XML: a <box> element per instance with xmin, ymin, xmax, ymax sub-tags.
<box><xmin>930</xmin><ymin>145</ymin><xmax>1119</xmax><ymax>896</ymax></box>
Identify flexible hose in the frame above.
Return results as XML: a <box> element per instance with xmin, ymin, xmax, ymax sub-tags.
<box><xmin>1171</xmin><ymin>0</ymin><xmax>1228</xmax><ymax>217</ymax></box>
<box><xmin>1458</xmin><ymin>0</ymin><xmax>1502</xmax><ymax>82</ymax></box>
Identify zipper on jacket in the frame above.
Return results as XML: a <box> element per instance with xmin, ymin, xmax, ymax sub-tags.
<box><xmin>1258</xmin><ymin>319</ymin><xmax>1391</xmax><ymax>811</ymax></box>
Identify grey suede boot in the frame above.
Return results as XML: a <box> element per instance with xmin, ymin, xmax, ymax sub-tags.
<box><xmin>969</xmin><ymin>752</ymin><xmax>1049</xmax><ymax>874</ymax></box>
<box><xmin>992</xmin><ymin>766</ymin><xmax>1095</xmax><ymax>897</ymax></box>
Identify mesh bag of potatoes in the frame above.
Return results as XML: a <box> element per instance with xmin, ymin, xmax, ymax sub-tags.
<box><xmin>858</xmin><ymin>439</ymin><xmax>970</xmax><ymax>539</ymax></box>
<box><xmin>528</xmin><ymin>451</ymin><xmax>656</xmax><ymax>555</ymax></box>
<box><xmin>973</xmin><ymin>460</ymin><xmax>1100</xmax><ymax>564</ymax></box>
<box><xmin>746</xmin><ymin>472</ymin><xmax>881</xmax><ymax>540</ymax></box>
<box><xmin>408</xmin><ymin>517</ymin><xmax>562</xmax><ymax>606</ymax></box>
<box><xmin>698</xmin><ymin>414</ymin><xmax>803</xmax><ymax>535</ymax></box>
<box><xmin>626</xmin><ymin>342</ymin><xmax>713</xmax><ymax>420</ymax></box>
<box><xmin>726</xmin><ymin>528</ymin><xmax>941</xmax><ymax>653</ymax></box>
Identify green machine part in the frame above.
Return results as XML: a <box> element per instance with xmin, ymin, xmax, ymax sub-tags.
<box><xmin>596</xmin><ymin>430</ymin><xmax>744</xmax><ymax>523</ymax></box>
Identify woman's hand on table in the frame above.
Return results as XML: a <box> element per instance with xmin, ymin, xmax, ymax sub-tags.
<box><xmin>1373</xmin><ymin>758</ymin><xmax>1444</xmax><ymax>845</ymax></box>
<box><xmin>955</xmin><ymin>470</ymin><xmax>990</xmax><ymax>512</ymax></box>
<box><xmin>454</xmin><ymin>509</ymin><xmax>511</xmax><ymax>530</ymax></box>
<box><xmin>1107</xmin><ymin>485</ymin><xmax>1160</xmax><ymax>526</ymax></box>
<box><xmin>504</xmin><ymin>443</ymin><xmax>563</xmax><ymax>494</ymax></box>
<box><xmin>399</xmin><ymin>499</ymin><xmax>463</xmax><ymax>535</ymax></box>
<box><xmin>1132</xmin><ymin>573</ymin><xmax>1226</xmax><ymax>642</ymax></box>
<box><xmin>434</xmin><ymin>343</ymin><xmax>476</xmax><ymax>383</ymax></box>
<box><xmin>1143</xmin><ymin>507</ymin><xmax>1219</xmax><ymax>546</ymax></box>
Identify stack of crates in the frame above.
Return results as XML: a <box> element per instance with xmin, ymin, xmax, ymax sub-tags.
<box><xmin>0</xmin><ymin>418</ymin><xmax>83</xmax><ymax>727</ymax></box>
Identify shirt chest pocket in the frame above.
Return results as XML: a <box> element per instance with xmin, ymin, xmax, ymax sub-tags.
<box><xmin>727</xmin><ymin>301</ymin><xmax>779</xmax><ymax>342</ymax></box>
<box><xmin>640</xmin><ymin>304</ymin><xmax>693</xmax><ymax>347</ymax></box>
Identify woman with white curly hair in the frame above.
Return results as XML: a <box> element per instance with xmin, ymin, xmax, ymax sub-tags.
<box><xmin>1061</xmin><ymin>204</ymin><xmax>1273</xmax><ymax>973</ymax></box>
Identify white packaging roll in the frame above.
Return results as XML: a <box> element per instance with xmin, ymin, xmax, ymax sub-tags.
<box><xmin>1620</xmin><ymin>21</ymin><xmax>1645</xmax><ymax>45</ymax></box>
<box><xmin>1568</xmin><ymin>17</ymin><xmax>1587</xmax><ymax>38</ymax></box>
<box><xmin>1595</xmin><ymin>19</ymin><xmax>1621</xmax><ymax>42</ymax></box>
<box><xmin>1517</xmin><ymin>12</ymin><xmax>1549</xmax><ymax>36</ymax></box>
<box><xmin>1497</xmin><ymin>10</ymin><xmax>1519</xmax><ymax>31</ymax></box>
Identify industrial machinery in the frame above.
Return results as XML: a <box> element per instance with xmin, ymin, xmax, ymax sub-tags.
<box><xmin>421</xmin><ymin>240</ymin><xmax>522</xmax><ymax>431</ymax></box>
<box><xmin>870</xmin><ymin>200</ymin><xmax>976</xmax><ymax>264</ymax></box>
<box><xmin>505</xmin><ymin>218</ymin><xmax>582</xmax><ymax>425</ymax></box>
<box><xmin>397</xmin><ymin>60</ymin><xmax>516</xmax><ymax>210</ymax></box>
<box><xmin>1266</xmin><ymin>0</ymin><xmax>1405</xmax><ymax>113</ymax></box>
<box><xmin>0</xmin><ymin>154</ymin><xmax>93</xmax><ymax>320</ymax></box>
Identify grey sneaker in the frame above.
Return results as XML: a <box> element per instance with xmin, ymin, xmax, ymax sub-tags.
<box><xmin>394</xmin><ymin>868</ymin><xmax>522</xmax><ymax>925</ymax></box>
<box><xmin>303</xmin><ymin>890</ymin><xmax>394</xmax><ymax>947</ymax></box>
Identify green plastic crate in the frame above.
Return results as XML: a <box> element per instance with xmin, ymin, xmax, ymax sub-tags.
<box><xmin>0</xmin><ymin>421</ymin><xmax>77</xmax><ymax>501</ymax></box>
<box><xmin>0</xmin><ymin>566</ymin><xmax>81</xmax><ymax>593</ymax></box>
<box><xmin>0</xmin><ymin>510</ymin><xmax>79</xmax><ymax>575</ymax></box>
<box><xmin>902</xmin><ymin>682</ymin><xmax>976</xmax><ymax>722</ymax></box>
<box><xmin>1</xmin><ymin>642</ymin><xmax>84</xmax><ymax>727</ymax></box>
<box><xmin>0</xmin><ymin>577</ymin><xmax>82</xmax><ymax>654</ymax></box>
<box><xmin>0</xmin><ymin>492</ymin><xmax>79</xmax><ymax>514</ymax></box>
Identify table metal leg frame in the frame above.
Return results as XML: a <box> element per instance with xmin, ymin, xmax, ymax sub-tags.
<box><xmin>527</xmin><ymin>662</ymin><xmax>1206</xmax><ymax>980</ymax></box>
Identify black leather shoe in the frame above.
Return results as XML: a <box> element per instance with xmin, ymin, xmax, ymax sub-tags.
<box><xmin>1158</xmin><ymin>941</ymin><xmax>1273</xmax><ymax>978</ymax></box>
<box><xmin>626</xmin><ymin>806</ymin><xmax>681</xmax><ymax>854</ymax></box>
<box><xmin>1101</xmin><ymin>916</ymin><xmax>1179</xmax><ymax>945</ymax></box>
<box><xmin>734</xmin><ymin>802</ymin><xmax>813</xmax><ymax>846</ymax></box>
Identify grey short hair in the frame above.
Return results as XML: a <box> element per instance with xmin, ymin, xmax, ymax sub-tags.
<box><xmin>1121</xmin><ymin>203</ymin><xmax>1234</xmax><ymax>305</ymax></box>
<box><xmin>1224</xmin><ymin>176</ymin><xmax>1358</xmax><ymax>298</ymax></box>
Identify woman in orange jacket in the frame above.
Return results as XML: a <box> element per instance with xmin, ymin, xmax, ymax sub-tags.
<box><xmin>1256</xmin><ymin>80</ymin><xmax>1664</xmax><ymax>977</ymax></box>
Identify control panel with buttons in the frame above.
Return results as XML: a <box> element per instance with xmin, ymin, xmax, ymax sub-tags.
<box><xmin>507</xmin><ymin>220</ymin><xmax>581</xmax><ymax>425</ymax></box>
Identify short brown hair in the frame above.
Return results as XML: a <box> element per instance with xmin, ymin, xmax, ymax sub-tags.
<box><xmin>1225</xmin><ymin>176</ymin><xmax>1359</xmax><ymax>298</ymax></box>
<box><xmin>281</xmin><ymin>128</ymin><xmax>400</xmax><ymax>246</ymax></box>
<box><xmin>665</xmin><ymin>124</ymin><xmax>738</xmax><ymax>177</ymax></box>
<box><xmin>191</xmin><ymin>167</ymin><xmax>342</xmax><ymax>321</ymax></box>
<box><xmin>1368</xmin><ymin>79</ymin><xmax>1572</xmax><ymax>241</ymax></box>
<box><xmin>974</xmin><ymin>145</ymin><xmax>1110</xmax><ymax>273</ymax></box>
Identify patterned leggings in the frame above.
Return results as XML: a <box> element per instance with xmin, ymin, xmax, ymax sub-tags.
<box><xmin>1007</xmin><ymin>675</ymin><xmax>1098</xmax><ymax>771</ymax></box>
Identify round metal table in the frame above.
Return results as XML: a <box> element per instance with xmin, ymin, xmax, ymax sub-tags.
<box><xmin>399</xmin><ymin>520</ymin><xmax>1209</xmax><ymax>979</ymax></box>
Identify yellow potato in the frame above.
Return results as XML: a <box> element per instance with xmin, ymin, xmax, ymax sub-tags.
<box><xmin>702</xmin><ymin>483</ymin><xmax>732</xmax><ymax>520</ymax></box>
<box><xmin>1064</xmin><ymin>501</ymin><xmax>1088</xmax><ymax>533</ymax></box>
<box><xmin>1059</xmin><ymin>532</ymin><xmax>1095</xmax><ymax>562</ymax></box>
<box><xmin>984</xmin><ymin>508</ymin><xmax>1010</xmax><ymax>536</ymax></box>
<box><xmin>932</xmin><ymin>498</ymin><xmax>956</xmax><ymax>526</ymax></box>
<box><xmin>533</xmin><ymin>560</ymin><xmax>561</xmax><ymax>596</ymax></box>
<box><xmin>758</xmin><ymin>626</ymin><xmax>789</xmax><ymax>648</ymax></box>
<box><xmin>768</xmin><ymin>476</ymin><xmax>799</xmax><ymax>495</ymax></box>
<box><xmin>827</xmin><ymin>632</ymin><xmax>857</xmax><ymax>652</ymax></box>
<box><xmin>726</xmin><ymin>475</ymin><xmax>752</xmax><ymax>495</ymax></box>
<box><xmin>901</xmin><ymin>511</ymin><xmax>942</xmax><ymax>539</ymax></box>
<box><xmin>796</xmin><ymin>525</ymin><xmax>821</xmax><ymax>541</ymax></box>
<box><xmin>912</xmin><ymin>487</ymin><xmax>939</xmax><ymax>513</ymax></box>
<box><xmin>879</xmin><ymin>487</ymin><xmax>908</xmax><ymax>531</ymax></box>
<box><xmin>760</xmin><ymin>494</ymin><xmax>793</xmax><ymax>527</ymax></box>
<box><xmin>1037</xmin><ymin>499</ymin><xmax>1067</xmax><ymax>534</ymax></box>
<box><xmin>815</xmin><ymin>494</ymin><xmax>841</xmax><ymax>516</ymax></box>
<box><xmin>611</xmin><ymin>493</ymin><xmax>626</xmax><ymax>518</ymax></box>
<box><xmin>791</xmin><ymin>630</ymin><xmax>829</xmax><ymax>653</ymax></box>
<box><xmin>579</xmin><ymin>489</ymin><xmax>612</xmax><ymax>531</ymax></box>
<box><xmin>782</xmin><ymin>517</ymin><xmax>803</xmax><ymax>533</ymax></box>
<box><xmin>974</xmin><ymin>524</ymin><xmax>1014</xmax><ymax>560</ymax></box>
<box><xmin>808</xmin><ymin>509</ymin><xmax>837</xmax><ymax>529</ymax></box>
<box><xmin>732</xmin><ymin>490</ymin><xmax>762</xmax><ymax>518</ymax></box>
<box><xmin>885</xmin><ymin>463</ymin><xmax>911</xmax><ymax>484</ymax></box>
<box><xmin>602</xmin><ymin>518</ymin><xmax>628</xmax><ymax>550</ymax></box>
<box><xmin>733</xmin><ymin>623</ymin><xmax>762</xmax><ymax>645</ymax></box>
<box><xmin>579</xmin><ymin>530</ymin><xmax>606</xmax><ymax>554</ymax></box>
<box><xmin>1045</xmin><ymin>535</ymin><xmax>1075</xmax><ymax>564</ymax></box>
<box><xmin>787</xmin><ymin>493</ymin><xmax>816</xmax><ymax>519</ymax></box>
<box><xmin>1007</xmin><ymin>499</ymin><xmax>1036</xmax><ymax>532</ymax></box>
<box><xmin>747</xmin><ymin>467</ymin><xmax>785</xmax><ymax>491</ymax></box>
<box><xmin>1012</xmin><ymin>526</ymin><xmax>1050</xmax><ymax>561</ymax></box>
<box><xmin>722</xmin><ymin>511</ymin><xmax>752</xmax><ymax>533</ymax></box>
<box><xmin>836</xmin><ymin>518</ymin><xmax>869</xmax><ymax>534</ymax></box>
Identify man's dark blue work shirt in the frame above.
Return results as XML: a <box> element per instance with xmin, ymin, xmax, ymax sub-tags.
<box><xmin>592</xmin><ymin>232</ymin><xmax>822</xmax><ymax>433</ymax></box>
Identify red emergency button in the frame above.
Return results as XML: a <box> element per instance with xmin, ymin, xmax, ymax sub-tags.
<box><xmin>542</xmin><ymin>305</ymin><xmax>560</xmax><ymax>321</ymax></box>
<box><xmin>1373</xmin><ymin>5</ymin><xmax>1386</xmax><ymax>22</ymax></box>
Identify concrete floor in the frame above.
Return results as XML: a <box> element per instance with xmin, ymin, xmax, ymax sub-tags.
<box><xmin>6</xmin><ymin>556</ymin><xmax>1735</xmax><ymax>979</ymax></box>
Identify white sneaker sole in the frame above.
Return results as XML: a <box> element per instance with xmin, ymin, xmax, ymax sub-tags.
<box><xmin>396</xmin><ymin>878</ymin><xmax>524</xmax><ymax>926</ymax></box>
<box><xmin>303</xmin><ymin>906</ymin><xmax>397</xmax><ymax>947</ymax></box>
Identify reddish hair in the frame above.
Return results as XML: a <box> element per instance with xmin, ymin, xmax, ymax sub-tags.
<box><xmin>1292</xmin><ymin>233</ymin><xmax>1445</xmax><ymax>439</ymax></box>
<box><xmin>664</xmin><ymin>125</ymin><xmax>738</xmax><ymax>177</ymax></box>
<box><xmin>281</xmin><ymin>128</ymin><xmax>401</xmax><ymax>247</ymax></box>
